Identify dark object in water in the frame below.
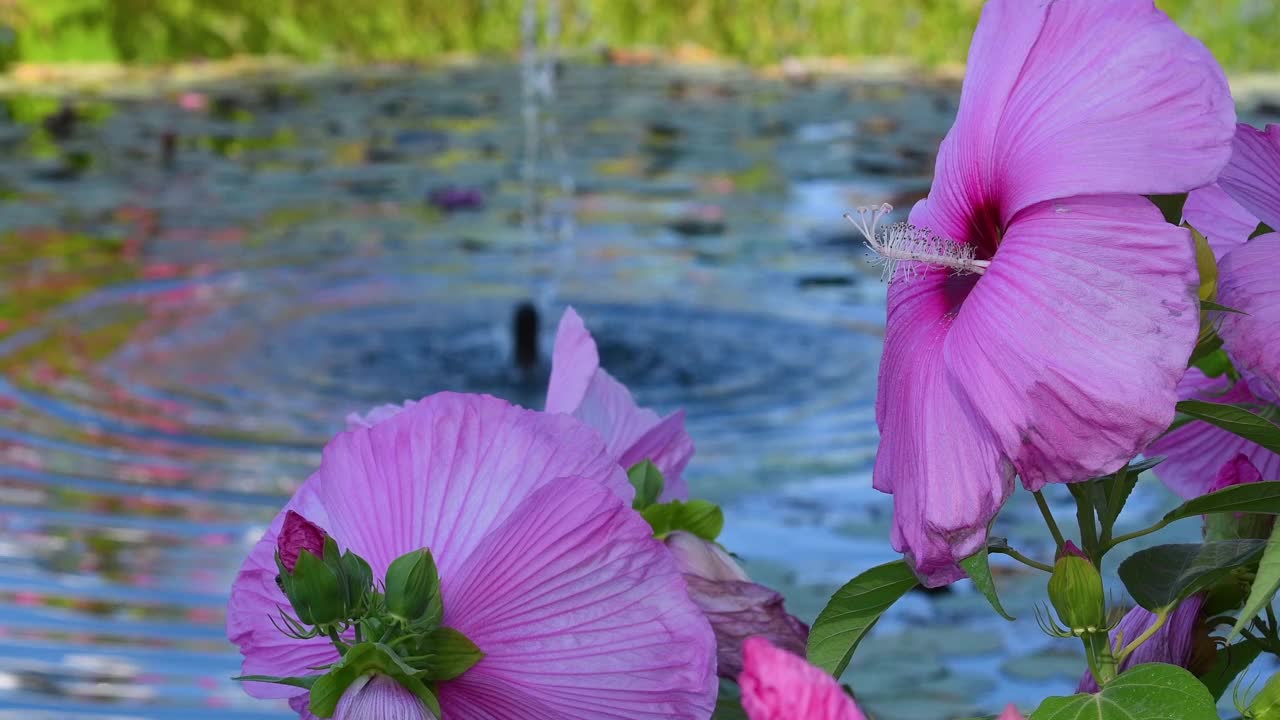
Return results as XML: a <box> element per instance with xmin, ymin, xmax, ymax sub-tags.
<box><xmin>429</xmin><ymin>187</ymin><xmax>485</xmax><ymax>212</ymax></box>
<box><xmin>512</xmin><ymin>302</ymin><xmax>540</xmax><ymax>371</ymax></box>
<box><xmin>161</xmin><ymin>131</ymin><xmax>177</xmax><ymax>168</ymax></box>
<box><xmin>42</xmin><ymin>103</ymin><xmax>78</xmax><ymax>140</ymax></box>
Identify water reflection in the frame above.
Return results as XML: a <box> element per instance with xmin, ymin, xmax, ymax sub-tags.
<box><xmin>0</xmin><ymin>61</ymin><xmax>1275</xmax><ymax>718</ymax></box>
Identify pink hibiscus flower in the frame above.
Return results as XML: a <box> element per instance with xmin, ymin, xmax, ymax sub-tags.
<box><xmin>546</xmin><ymin>306</ymin><xmax>695</xmax><ymax>501</ymax></box>
<box><xmin>229</xmin><ymin>392</ymin><xmax>717</xmax><ymax>719</ymax></box>
<box><xmin>851</xmin><ymin>0</ymin><xmax>1234</xmax><ymax>584</ymax></box>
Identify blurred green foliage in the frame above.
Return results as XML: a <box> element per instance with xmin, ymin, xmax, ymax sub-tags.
<box><xmin>0</xmin><ymin>0</ymin><xmax>1276</xmax><ymax>71</ymax></box>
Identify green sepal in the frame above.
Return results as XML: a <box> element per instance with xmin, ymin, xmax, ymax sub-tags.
<box><xmin>384</xmin><ymin>548</ymin><xmax>442</xmax><ymax>627</ymax></box>
<box><xmin>627</xmin><ymin>460</ymin><xmax>665</xmax><ymax>510</ymax></box>
<box><xmin>291</xmin><ymin>548</ymin><xmax>346</xmax><ymax>627</ymax></box>
<box><xmin>642</xmin><ymin>499</ymin><xmax>724</xmax><ymax>541</ymax></box>
<box><xmin>233</xmin><ymin>674</ymin><xmax>321</xmax><ymax>690</ymax></box>
<box><xmin>340</xmin><ymin>549</ymin><xmax>374</xmax><ymax>617</ymax></box>
<box><xmin>307</xmin><ymin>642</ymin><xmax>441</xmax><ymax>718</ymax></box>
<box><xmin>411</xmin><ymin>626</ymin><xmax>486</xmax><ymax>682</ymax></box>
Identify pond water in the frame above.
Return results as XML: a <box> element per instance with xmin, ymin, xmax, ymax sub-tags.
<box><xmin>0</xmin><ymin>60</ymin><xmax>1274</xmax><ymax>719</ymax></box>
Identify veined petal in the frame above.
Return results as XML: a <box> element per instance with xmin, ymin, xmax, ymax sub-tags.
<box><xmin>876</xmin><ymin>266</ymin><xmax>1015</xmax><ymax>586</ymax></box>
<box><xmin>1220</xmin><ymin>124</ymin><xmax>1280</xmax><ymax>232</ymax></box>
<box><xmin>947</xmin><ymin>195</ymin><xmax>1199</xmax><ymax>490</ymax></box>
<box><xmin>1217</xmin><ymin>235</ymin><xmax>1280</xmax><ymax>399</ymax></box>
<box><xmin>439</xmin><ymin>476</ymin><xmax>717</xmax><ymax>720</ymax></box>
<box><xmin>228</xmin><ymin>484</ymin><xmax>337</xmax><ymax>701</ymax></box>
<box><xmin>228</xmin><ymin>394</ymin><xmax>630</xmax><ymax>704</ymax></box>
<box><xmin>1184</xmin><ymin>184</ymin><xmax>1258</xmax><ymax>258</ymax></box>
<box><xmin>924</xmin><ymin>0</ymin><xmax>1233</xmax><ymax>249</ymax></box>
<box><xmin>1149</xmin><ymin>371</ymin><xmax>1280</xmax><ymax>499</ymax></box>
<box><xmin>546</xmin><ymin>307</ymin><xmax>694</xmax><ymax>500</ymax></box>
<box><xmin>739</xmin><ymin>637</ymin><xmax>866</xmax><ymax>720</ymax></box>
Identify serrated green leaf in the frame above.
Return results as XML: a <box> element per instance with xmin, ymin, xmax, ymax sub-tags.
<box><xmin>1118</xmin><ymin>540</ymin><xmax>1267</xmax><ymax>611</ymax></box>
<box><xmin>641</xmin><ymin>499</ymin><xmax>724</xmax><ymax>540</ymax></box>
<box><xmin>1232</xmin><ymin>521</ymin><xmax>1280</xmax><ymax>639</ymax></box>
<box><xmin>627</xmin><ymin>460</ymin><xmax>665</xmax><ymax>510</ymax></box>
<box><xmin>1163</xmin><ymin>481</ymin><xmax>1280</xmax><ymax>523</ymax></box>
<box><xmin>806</xmin><ymin>559</ymin><xmax>918</xmax><ymax>677</ymax></box>
<box><xmin>960</xmin><ymin>548</ymin><xmax>1014</xmax><ymax>621</ymax></box>
<box><xmin>1176</xmin><ymin>400</ymin><xmax>1280</xmax><ymax>455</ymax></box>
<box><xmin>1199</xmin><ymin>641</ymin><xmax>1262</xmax><ymax>701</ymax></box>
<box><xmin>1028</xmin><ymin>662</ymin><xmax>1217</xmax><ymax>719</ymax></box>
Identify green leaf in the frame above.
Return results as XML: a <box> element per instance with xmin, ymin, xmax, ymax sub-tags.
<box><xmin>1232</xmin><ymin>521</ymin><xmax>1280</xmax><ymax>639</ymax></box>
<box><xmin>1191</xmin><ymin>348</ymin><xmax>1234</xmax><ymax>378</ymax></box>
<box><xmin>712</xmin><ymin>680</ymin><xmax>749</xmax><ymax>720</ymax></box>
<box><xmin>1188</xmin><ymin>224</ymin><xmax>1217</xmax><ymax>302</ymax></box>
<box><xmin>308</xmin><ymin>642</ymin><xmax>441</xmax><ymax>718</ymax></box>
<box><xmin>1175</xmin><ymin>400</ymin><xmax>1280</xmax><ymax>455</ymax></box>
<box><xmin>1163</xmin><ymin>481</ymin><xmax>1280</xmax><ymax>523</ymax></box>
<box><xmin>233</xmin><ymin>674</ymin><xmax>320</xmax><ymax>690</ymax></box>
<box><xmin>1200</xmin><ymin>299</ymin><xmax>1246</xmax><ymax>314</ymax></box>
<box><xmin>1199</xmin><ymin>641</ymin><xmax>1261</xmax><ymax>701</ymax></box>
<box><xmin>1149</xmin><ymin>193</ymin><xmax>1188</xmax><ymax>226</ymax></box>
<box><xmin>414</xmin><ymin>626</ymin><xmax>485</xmax><ymax>682</ymax></box>
<box><xmin>1252</xmin><ymin>221</ymin><xmax>1275</xmax><ymax>240</ymax></box>
<box><xmin>1028</xmin><ymin>662</ymin><xmax>1218</xmax><ymax>720</ymax></box>
<box><xmin>806</xmin><ymin>559</ymin><xmax>918</xmax><ymax>677</ymax></box>
<box><xmin>1118</xmin><ymin>540</ymin><xmax>1267</xmax><ymax>611</ymax></box>
<box><xmin>627</xmin><ymin>460</ymin><xmax>665</xmax><ymax>510</ymax></box>
<box><xmin>641</xmin><ymin>499</ymin><xmax>724</xmax><ymax>540</ymax></box>
<box><xmin>960</xmin><ymin>548</ymin><xmax>1014</xmax><ymax>621</ymax></box>
<box><xmin>1187</xmin><ymin>327</ymin><xmax>1225</xmax><ymax>368</ymax></box>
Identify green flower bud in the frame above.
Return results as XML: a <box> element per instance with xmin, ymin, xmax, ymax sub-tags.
<box><xmin>384</xmin><ymin>548</ymin><xmax>441</xmax><ymax>626</ymax></box>
<box><xmin>1048</xmin><ymin>552</ymin><xmax>1106</xmax><ymax>633</ymax></box>
<box><xmin>288</xmin><ymin>549</ymin><xmax>348</xmax><ymax>627</ymax></box>
<box><xmin>1247</xmin><ymin>671</ymin><xmax>1280</xmax><ymax>719</ymax></box>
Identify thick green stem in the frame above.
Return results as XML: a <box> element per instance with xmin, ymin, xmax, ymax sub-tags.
<box><xmin>1084</xmin><ymin>630</ymin><xmax>1118</xmax><ymax>687</ymax></box>
<box><xmin>1034</xmin><ymin>490</ymin><xmax>1066</xmax><ymax>549</ymax></box>
<box><xmin>1116</xmin><ymin>609</ymin><xmax>1169</xmax><ymax>665</ymax></box>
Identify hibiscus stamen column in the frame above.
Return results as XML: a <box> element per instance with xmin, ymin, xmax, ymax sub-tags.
<box><xmin>845</xmin><ymin>203</ymin><xmax>991</xmax><ymax>281</ymax></box>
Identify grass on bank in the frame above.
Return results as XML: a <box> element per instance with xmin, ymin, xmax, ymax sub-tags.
<box><xmin>0</xmin><ymin>0</ymin><xmax>1276</xmax><ymax>72</ymax></box>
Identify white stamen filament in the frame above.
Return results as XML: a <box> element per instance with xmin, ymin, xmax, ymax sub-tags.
<box><xmin>845</xmin><ymin>203</ymin><xmax>990</xmax><ymax>281</ymax></box>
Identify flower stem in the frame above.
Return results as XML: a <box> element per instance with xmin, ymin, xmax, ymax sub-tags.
<box><xmin>1033</xmin><ymin>490</ymin><xmax>1066</xmax><ymax>549</ymax></box>
<box><xmin>1084</xmin><ymin>630</ymin><xmax>1118</xmax><ymax>687</ymax></box>
<box><xmin>1115</xmin><ymin>609</ymin><xmax>1169</xmax><ymax>665</ymax></box>
<box><xmin>1103</xmin><ymin>518</ymin><xmax>1172</xmax><ymax>552</ymax></box>
<box><xmin>990</xmin><ymin>544</ymin><xmax>1054</xmax><ymax>573</ymax></box>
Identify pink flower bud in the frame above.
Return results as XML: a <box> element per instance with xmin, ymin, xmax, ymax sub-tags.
<box><xmin>277</xmin><ymin>511</ymin><xmax>327</xmax><ymax>574</ymax></box>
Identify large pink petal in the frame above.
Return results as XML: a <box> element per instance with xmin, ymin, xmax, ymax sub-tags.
<box><xmin>875</xmin><ymin>265</ymin><xmax>1015</xmax><ymax>586</ymax></box>
<box><xmin>1220</xmin><ymin>124</ymin><xmax>1280</xmax><ymax>232</ymax></box>
<box><xmin>228</xmin><ymin>393</ymin><xmax>630</xmax><ymax>705</ymax></box>
<box><xmin>1184</xmin><ymin>184</ymin><xmax>1258</xmax><ymax>259</ymax></box>
<box><xmin>923</xmin><ymin>0</ymin><xmax>1233</xmax><ymax>251</ymax></box>
<box><xmin>1217</xmin><ymin>235</ymin><xmax>1280</xmax><ymax>400</ymax></box>
<box><xmin>439</xmin><ymin>475</ymin><xmax>717</xmax><ymax>720</ymax></box>
<box><xmin>546</xmin><ymin>307</ymin><xmax>694</xmax><ymax>500</ymax></box>
<box><xmin>739</xmin><ymin>637</ymin><xmax>866</xmax><ymax>720</ymax></box>
<box><xmin>227</xmin><ymin>483</ymin><xmax>337</xmax><ymax>701</ymax></box>
<box><xmin>949</xmin><ymin>195</ymin><xmax>1200</xmax><ymax>490</ymax></box>
<box><xmin>1149</xmin><ymin>371</ymin><xmax>1280</xmax><ymax>498</ymax></box>
<box><xmin>545</xmin><ymin>307</ymin><xmax>599</xmax><ymax>415</ymax></box>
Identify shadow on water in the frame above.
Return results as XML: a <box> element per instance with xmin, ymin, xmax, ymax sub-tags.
<box><xmin>0</xmin><ymin>61</ymin><xmax>1274</xmax><ymax>718</ymax></box>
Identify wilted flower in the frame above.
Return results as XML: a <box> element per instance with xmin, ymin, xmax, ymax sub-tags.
<box><xmin>739</xmin><ymin>637</ymin><xmax>866</xmax><ymax>720</ymax></box>
<box><xmin>666</xmin><ymin>531</ymin><xmax>808</xmax><ymax>678</ymax></box>
<box><xmin>858</xmin><ymin>0</ymin><xmax>1234</xmax><ymax>584</ymax></box>
<box><xmin>1148</xmin><ymin>372</ymin><xmax>1280</xmax><ymax>500</ymax></box>
<box><xmin>1077</xmin><ymin>594</ymin><xmax>1210</xmax><ymax>693</ymax></box>
<box><xmin>229</xmin><ymin>393</ymin><xmax>716</xmax><ymax>718</ymax></box>
<box><xmin>546</xmin><ymin>307</ymin><xmax>694</xmax><ymax>501</ymax></box>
